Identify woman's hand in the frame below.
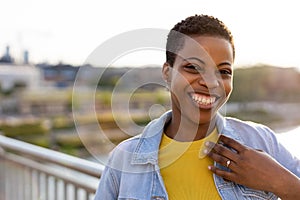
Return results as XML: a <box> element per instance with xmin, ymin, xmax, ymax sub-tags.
<box><xmin>206</xmin><ymin>135</ymin><xmax>300</xmax><ymax>199</ymax></box>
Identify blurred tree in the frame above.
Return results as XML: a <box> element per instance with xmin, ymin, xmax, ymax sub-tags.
<box><xmin>229</xmin><ymin>65</ymin><xmax>300</xmax><ymax>102</ymax></box>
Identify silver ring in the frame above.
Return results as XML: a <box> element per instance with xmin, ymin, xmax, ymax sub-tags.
<box><xmin>226</xmin><ymin>160</ymin><xmax>231</xmax><ymax>168</ymax></box>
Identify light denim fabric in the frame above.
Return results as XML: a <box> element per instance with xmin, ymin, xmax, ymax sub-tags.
<box><xmin>94</xmin><ymin>111</ymin><xmax>300</xmax><ymax>200</ymax></box>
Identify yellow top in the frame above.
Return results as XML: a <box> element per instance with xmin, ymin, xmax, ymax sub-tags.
<box><xmin>158</xmin><ymin>129</ymin><xmax>221</xmax><ymax>200</ymax></box>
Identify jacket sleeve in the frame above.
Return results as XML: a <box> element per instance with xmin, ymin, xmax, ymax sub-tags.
<box><xmin>262</xmin><ymin>126</ymin><xmax>300</xmax><ymax>178</ymax></box>
<box><xmin>272</xmin><ymin>134</ymin><xmax>300</xmax><ymax>177</ymax></box>
<box><xmin>234</xmin><ymin>119</ymin><xmax>300</xmax><ymax>178</ymax></box>
<box><xmin>94</xmin><ymin>165</ymin><xmax>119</xmax><ymax>200</ymax></box>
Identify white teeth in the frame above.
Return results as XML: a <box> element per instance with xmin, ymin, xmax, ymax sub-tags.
<box><xmin>191</xmin><ymin>94</ymin><xmax>216</xmax><ymax>105</ymax></box>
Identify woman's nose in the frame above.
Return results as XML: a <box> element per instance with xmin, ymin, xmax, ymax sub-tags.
<box><xmin>198</xmin><ymin>71</ymin><xmax>219</xmax><ymax>89</ymax></box>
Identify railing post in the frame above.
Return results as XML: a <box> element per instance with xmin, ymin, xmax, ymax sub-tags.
<box><xmin>0</xmin><ymin>152</ymin><xmax>5</xmax><ymax>200</ymax></box>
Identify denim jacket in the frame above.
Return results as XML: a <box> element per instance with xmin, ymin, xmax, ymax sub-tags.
<box><xmin>94</xmin><ymin>111</ymin><xmax>300</xmax><ymax>200</ymax></box>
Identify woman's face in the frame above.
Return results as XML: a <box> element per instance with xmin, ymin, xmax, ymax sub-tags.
<box><xmin>163</xmin><ymin>35</ymin><xmax>234</xmax><ymax>126</ymax></box>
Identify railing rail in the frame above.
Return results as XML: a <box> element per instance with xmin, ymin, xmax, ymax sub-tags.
<box><xmin>0</xmin><ymin>135</ymin><xmax>105</xmax><ymax>200</ymax></box>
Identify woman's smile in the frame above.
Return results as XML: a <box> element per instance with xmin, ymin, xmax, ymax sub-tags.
<box><xmin>190</xmin><ymin>92</ymin><xmax>219</xmax><ymax>109</ymax></box>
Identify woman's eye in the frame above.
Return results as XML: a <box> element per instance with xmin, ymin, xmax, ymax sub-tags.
<box><xmin>185</xmin><ymin>65</ymin><xmax>196</xmax><ymax>69</ymax></box>
<box><xmin>219</xmin><ymin>69</ymin><xmax>232</xmax><ymax>76</ymax></box>
<box><xmin>184</xmin><ymin>65</ymin><xmax>203</xmax><ymax>73</ymax></box>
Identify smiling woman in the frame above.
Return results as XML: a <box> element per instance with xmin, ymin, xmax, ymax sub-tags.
<box><xmin>94</xmin><ymin>14</ymin><xmax>300</xmax><ymax>200</ymax></box>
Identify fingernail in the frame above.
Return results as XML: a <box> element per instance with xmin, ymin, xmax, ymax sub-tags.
<box><xmin>208</xmin><ymin>166</ymin><xmax>212</xmax><ymax>170</ymax></box>
<box><xmin>203</xmin><ymin>149</ymin><xmax>208</xmax><ymax>154</ymax></box>
<box><xmin>205</xmin><ymin>141</ymin><xmax>210</xmax><ymax>147</ymax></box>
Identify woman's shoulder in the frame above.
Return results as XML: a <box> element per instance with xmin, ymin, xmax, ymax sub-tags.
<box><xmin>223</xmin><ymin>116</ymin><xmax>279</xmax><ymax>153</ymax></box>
<box><xmin>225</xmin><ymin>116</ymin><xmax>274</xmax><ymax>133</ymax></box>
<box><xmin>102</xmin><ymin>136</ymin><xmax>141</xmax><ymax>170</ymax></box>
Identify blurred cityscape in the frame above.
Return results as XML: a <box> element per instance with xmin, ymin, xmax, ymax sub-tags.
<box><xmin>0</xmin><ymin>45</ymin><xmax>170</xmax><ymax>158</ymax></box>
<box><xmin>0</xmin><ymin>45</ymin><xmax>300</xmax><ymax>159</ymax></box>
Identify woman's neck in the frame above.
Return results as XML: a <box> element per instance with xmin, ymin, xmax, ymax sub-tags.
<box><xmin>164</xmin><ymin>114</ymin><xmax>216</xmax><ymax>142</ymax></box>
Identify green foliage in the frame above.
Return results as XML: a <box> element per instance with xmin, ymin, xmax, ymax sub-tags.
<box><xmin>18</xmin><ymin>135</ymin><xmax>51</xmax><ymax>148</ymax></box>
<box><xmin>97</xmin><ymin>91</ymin><xmax>112</xmax><ymax>106</ymax></box>
<box><xmin>52</xmin><ymin>116</ymin><xmax>75</xmax><ymax>129</ymax></box>
<box><xmin>55</xmin><ymin>133</ymin><xmax>83</xmax><ymax>148</ymax></box>
<box><xmin>132</xmin><ymin>115</ymin><xmax>151</xmax><ymax>126</ymax></box>
<box><xmin>229</xmin><ymin>65</ymin><xmax>300</xmax><ymax>102</ymax></box>
<box><xmin>97</xmin><ymin>113</ymin><xmax>118</xmax><ymax>129</ymax></box>
<box><xmin>1</xmin><ymin>120</ymin><xmax>49</xmax><ymax>137</ymax></box>
<box><xmin>0</xmin><ymin>120</ymin><xmax>51</xmax><ymax>147</ymax></box>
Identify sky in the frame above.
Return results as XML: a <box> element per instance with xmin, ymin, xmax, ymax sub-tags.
<box><xmin>1</xmin><ymin>0</ymin><xmax>300</xmax><ymax>69</ymax></box>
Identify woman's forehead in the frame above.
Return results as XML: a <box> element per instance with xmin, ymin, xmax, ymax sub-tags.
<box><xmin>176</xmin><ymin>36</ymin><xmax>234</xmax><ymax>64</ymax></box>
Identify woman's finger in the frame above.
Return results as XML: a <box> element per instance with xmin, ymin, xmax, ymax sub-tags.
<box><xmin>207</xmin><ymin>150</ymin><xmax>238</xmax><ymax>171</ymax></box>
<box><xmin>219</xmin><ymin>135</ymin><xmax>248</xmax><ymax>153</ymax></box>
<box><xmin>208</xmin><ymin>165</ymin><xmax>237</xmax><ymax>182</ymax></box>
<box><xmin>207</xmin><ymin>142</ymin><xmax>239</xmax><ymax>163</ymax></box>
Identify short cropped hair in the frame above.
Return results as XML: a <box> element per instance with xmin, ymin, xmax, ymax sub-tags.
<box><xmin>166</xmin><ymin>14</ymin><xmax>235</xmax><ymax>66</ymax></box>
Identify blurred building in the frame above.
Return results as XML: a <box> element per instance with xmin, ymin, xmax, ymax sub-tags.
<box><xmin>0</xmin><ymin>63</ymin><xmax>40</xmax><ymax>92</ymax></box>
<box><xmin>36</xmin><ymin>63</ymin><xmax>79</xmax><ymax>88</ymax></box>
<box><xmin>0</xmin><ymin>46</ymin><xmax>14</xmax><ymax>63</ymax></box>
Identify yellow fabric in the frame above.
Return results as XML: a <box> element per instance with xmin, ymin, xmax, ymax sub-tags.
<box><xmin>158</xmin><ymin>129</ymin><xmax>221</xmax><ymax>200</ymax></box>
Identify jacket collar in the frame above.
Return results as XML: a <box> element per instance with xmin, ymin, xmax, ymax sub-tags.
<box><xmin>131</xmin><ymin>111</ymin><xmax>171</xmax><ymax>165</ymax></box>
<box><xmin>131</xmin><ymin>111</ymin><xmax>241</xmax><ymax>165</ymax></box>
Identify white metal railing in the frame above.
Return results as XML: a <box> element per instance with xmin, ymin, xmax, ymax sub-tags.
<box><xmin>0</xmin><ymin>135</ymin><xmax>105</xmax><ymax>200</ymax></box>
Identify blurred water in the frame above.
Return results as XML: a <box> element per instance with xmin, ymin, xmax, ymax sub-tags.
<box><xmin>276</xmin><ymin>126</ymin><xmax>300</xmax><ymax>159</ymax></box>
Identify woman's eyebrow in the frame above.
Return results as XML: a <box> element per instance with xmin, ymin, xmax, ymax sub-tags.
<box><xmin>183</xmin><ymin>57</ymin><xmax>232</xmax><ymax>68</ymax></box>
<box><xmin>183</xmin><ymin>57</ymin><xmax>205</xmax><ymax>65</ymax></box>
<box><xmin>217</xmin><ymin>61</ymin><xmax>232</xmax><ymax>67</ymax></box>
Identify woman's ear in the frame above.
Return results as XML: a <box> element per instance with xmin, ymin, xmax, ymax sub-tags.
<box><xmin>162</xmin><ymin>62</ymin><xmax>171</xmax><ymax>83</ymax></box>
